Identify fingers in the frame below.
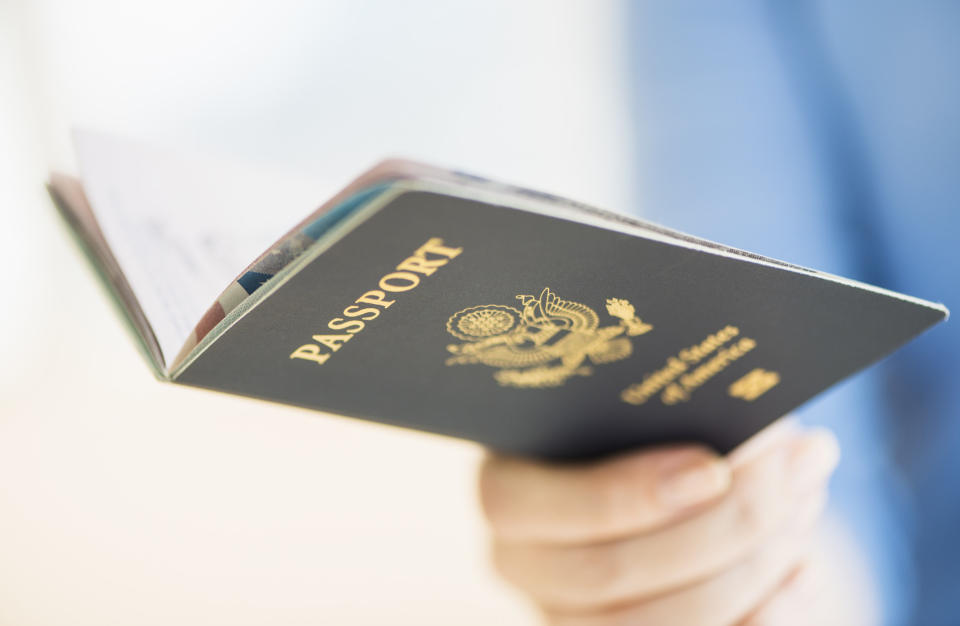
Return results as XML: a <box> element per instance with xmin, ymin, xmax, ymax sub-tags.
<box><xmin>491</xmin><ymin>430</ymin><xmax>839</xmax><ymax>612</ymax></box>
<box><xmin>480</xmin><ymin>444</ymin><xmax>732</xmax><ymax>544</ymax></box>
<box><xmin>544</xmin><ymin>490</ymin><xmax>827</xmax><ymax>626</ymax></box>
<box><xmin>728</xmin><ymin>416</ymin><xmax>801</xmax><ymax>470</ymax></box>
<box><xmin>737</xmin><ymin>564</ymin><xmax>817</xmax><ymax>626</ymax></box>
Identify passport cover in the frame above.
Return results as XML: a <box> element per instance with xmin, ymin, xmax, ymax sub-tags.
<box><xmin>170</xmin><ymin>182</ymin><xmax>948</xmax><ymax>459</ymax></box>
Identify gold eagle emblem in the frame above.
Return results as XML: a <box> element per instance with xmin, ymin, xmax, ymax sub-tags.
<box><xmin>445</xmin><ymin>287</ymin><xmax>652</xmax><ymax>387</ymax></box>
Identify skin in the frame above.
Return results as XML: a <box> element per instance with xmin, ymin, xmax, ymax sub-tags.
<box><xmin>478</xmin><ymin>420</ymin><xmax>841</xmax><ymax>626</ymax></box>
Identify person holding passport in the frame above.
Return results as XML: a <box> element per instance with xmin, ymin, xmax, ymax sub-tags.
<box><xmin>480</xmin><ymin>420</ymin><xmax>839</xmax><ymax>625</ymax></box>
<box><xmin>480</xmin><ymin>3</ymin><xmax>958</xmax><ymax>625</ymax></box>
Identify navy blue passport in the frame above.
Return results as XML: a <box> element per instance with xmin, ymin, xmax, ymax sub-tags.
<box><xmin>51</xmin><ymin>160</ymin><xmax>948</xmax><ymax>460</ymax></box>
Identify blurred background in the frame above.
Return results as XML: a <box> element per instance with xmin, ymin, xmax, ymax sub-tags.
<box><xmin>0</xmin><ymin>2</ymin><xmax>629</xmax><ymax>625</ymax></box>
<box><xmin>0</xmin><ymin>1</ymin><xmax>956</xmax><ymax>625</ymax></box>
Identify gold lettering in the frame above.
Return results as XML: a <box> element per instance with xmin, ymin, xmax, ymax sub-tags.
<box><xmin>343</xmin><ymin>305</ymin><xmax>381</xmax><ymax>320</ymax></box>
<box><xmin>289</xmin><ymin>344</ymin><xmax>331</xmax><ymax>365</ymax></box>
<box><xmin>621</xmin><ymin>356</ymin><xmax>688</xmax><ymax>405</ymax></box>
<box><xmin>622</xmin><ymin>327</ymin><xmax>753</xmax><ymax>407</ymax></box>
<box><xmin>379</xmin><ymin>271</ymin><xmax>421</xmax><ymax>292</ymax></box>
<box><xmin>396</xmin><ymin>255</ymin><xmax>448</xmax><ymax>276</ymax></box>
<box><xmin>729</xmin><ymin>368</ymin><xmax>780</xmax><ymax>401</ymax></box>
<box><xmin>311</xmin><ymin>334</ymin><xmax>353</xmax><ymax>351</ymax></box>
<box><xmin>327</xmin><ymin>318</ymin><xmax>365</xmax><ymax>333</ymax></box>
<box><xmin>661</xmin><ymin>382</ymin><xmax>689</xmax><ymax>405</ymax></box>
<box><xmin>678</xmin><ymin>325</ymin><xmax>739</xmax><ymax>363</ymax></box>
<box><xmin>289</xmin><ymin>237</ymin><xmax>461</xmax><ymax>369</ymax></box>
<box><xmin>355</xmin><ymin>290</ymin><xmax>395</xmax><ymax>308</ymax></box>
<box><xmin>679</xmin><ymin>337</ymin><xmax>756</xmax><ymax>394</ymax></box>
<box><xmin>416</xmin><ymin>237</ymin><xmax>463</xmax><ymax>260</ymax></box>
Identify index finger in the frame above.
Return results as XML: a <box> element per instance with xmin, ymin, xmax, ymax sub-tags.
<box><xmin>478</xmin><ymin>444</ymin><xmax>731</xmax><ymax>544</ymax></box>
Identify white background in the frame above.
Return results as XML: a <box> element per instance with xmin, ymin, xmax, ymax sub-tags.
<box><xmin>0</xmin><ymin>2</ymin><xmax>633</xmax><ymax>624</ymax></box>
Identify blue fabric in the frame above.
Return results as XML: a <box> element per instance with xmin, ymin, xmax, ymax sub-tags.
<box><xmin>626</xmin><ymin>3</ymin><xmax>960</xmax><ymax>624</ymax></box>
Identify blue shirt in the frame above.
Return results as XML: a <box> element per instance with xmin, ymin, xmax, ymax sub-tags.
<box><xmin>627</xmin><ymin>2</ymin><xmax>960</xmax><ymax>624</ymax></box>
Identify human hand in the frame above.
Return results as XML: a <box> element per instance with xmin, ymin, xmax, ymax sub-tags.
<box><xmin>478</xmin><ymin>421</ymin><xmax>840</xmax><ymax>625</ymax></box>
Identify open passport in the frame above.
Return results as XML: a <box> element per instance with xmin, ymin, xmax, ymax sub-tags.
<box><xmin>50</xmin><ymin>132</ymin><xmax>948</xmax><ymax>459</ymax></box>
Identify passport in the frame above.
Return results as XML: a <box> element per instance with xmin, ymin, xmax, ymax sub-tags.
<box><xmin>50</xmin><ymin>134</ymin><xmax>948</xmax><ymax>459</ymax></box>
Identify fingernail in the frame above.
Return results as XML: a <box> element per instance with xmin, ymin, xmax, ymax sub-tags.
<box><xmin>659</xmin><ymin>456</ymin><xmax>731</xmax><ymax>510</ymax></box>
<box><xmin>789</xmin><ymin>429</ymin><xmax>840</xmax><ymax>490</ymax></box>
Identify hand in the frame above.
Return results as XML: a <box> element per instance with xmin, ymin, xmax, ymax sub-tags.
<box><xmin>478</xmin><ymin>421</ymin><xmax>840</xmax><ymax>625</ymax></box>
